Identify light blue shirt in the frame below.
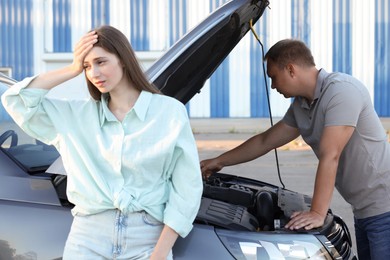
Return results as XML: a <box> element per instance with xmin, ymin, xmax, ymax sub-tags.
<box><xmin>1</xmin><ymin>76</ymin><xmax>203</xmax><ymax>237</ymax></box>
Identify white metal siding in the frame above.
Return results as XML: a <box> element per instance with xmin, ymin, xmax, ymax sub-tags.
<box><xmin>1</xmin><ymin>0</ymin><xmax>389</xmax><ymax>117</ymax></box>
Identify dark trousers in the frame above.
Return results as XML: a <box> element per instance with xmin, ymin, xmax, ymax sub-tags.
<box><xmin>354</xmin><ymin>211</ymin><xmax>390</xmax><ymax>260</ymax></box>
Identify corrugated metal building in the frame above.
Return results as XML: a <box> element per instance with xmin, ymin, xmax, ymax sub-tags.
<box><xmin>0</xmin><ymin>0</ymin><xmax>389</xmax><ymax>118</ymax></box>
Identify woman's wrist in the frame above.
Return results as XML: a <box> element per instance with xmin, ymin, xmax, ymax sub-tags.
<box><xmin>65</xmin><ymin>64</ymin><xmax>83</xmax><ymax>77</ymax></box>
<box><xmin>150</xmin><ymin>250</ymin><xmax>169</xmax><ymax>260</ymax></box>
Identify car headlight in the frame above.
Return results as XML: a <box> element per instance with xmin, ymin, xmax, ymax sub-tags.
<box><xmin>216</xmin><ymin>229</ymin><xmax>335</xmax><ymax>259</ymax></box>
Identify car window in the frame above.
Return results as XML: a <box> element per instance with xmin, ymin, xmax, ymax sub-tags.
<box><xmin>0</xmin><ymin>82</ymin><xmax>60</xmax><ymax>174</ymax></box>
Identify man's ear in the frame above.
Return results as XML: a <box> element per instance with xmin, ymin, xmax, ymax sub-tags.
<box><xmin>286</xmin><ymin>63</ymin><xmax>295</xmax><ymax>78</ymax></box>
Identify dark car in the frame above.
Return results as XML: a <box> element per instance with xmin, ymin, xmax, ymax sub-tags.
<box><xmin>0</xmin><ymin>0</ymin><xmax>356</xmax><ymax>259</ymax></box>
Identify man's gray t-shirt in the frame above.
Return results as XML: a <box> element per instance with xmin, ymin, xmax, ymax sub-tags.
<box><xmin>283</xmin><ymin>69</ymin><xmax>390</xmax><ymax>219</ymax></box>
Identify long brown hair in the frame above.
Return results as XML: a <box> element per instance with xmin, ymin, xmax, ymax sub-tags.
<box><xmin>86</xmin><ymin>25</ymin><xmax>161</xmax><ymax>100</ymax></box>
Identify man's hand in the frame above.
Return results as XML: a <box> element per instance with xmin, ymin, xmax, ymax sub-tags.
<box><xmin>200</xmin><ymin>122</ymin><xmax>300</xmax><ymax>181</ymax></box>
<box><xmin>200</xmin><ymin>158</ymin><xmax>223</xmax><ymax>180</ymax></box>
<box><xmin>285</xmin><ymin>210</ymin><xmax>325</xmax><ymax>230</ymax></box>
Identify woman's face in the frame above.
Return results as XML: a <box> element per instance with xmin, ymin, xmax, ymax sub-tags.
<box><xmin>83</xmin><ymin>46</ymin><xmax>125</xmax><ymax>94</ymax></box>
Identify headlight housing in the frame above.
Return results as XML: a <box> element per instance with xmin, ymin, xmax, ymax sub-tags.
<box><xmin>216</xmin><ymin>229</ymin><xmax>338</xmax><ymax>259</ymax></box>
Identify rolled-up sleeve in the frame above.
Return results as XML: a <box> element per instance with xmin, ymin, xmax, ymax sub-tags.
<box><xmin>1</xmin><ymin>76</ymin><xmax>60</xmax><ymax>145</ymax></box>
<box><xmin>163</xmin><ymin>107</ymin><xmax>203</xmax><ymax>238</ymax></box>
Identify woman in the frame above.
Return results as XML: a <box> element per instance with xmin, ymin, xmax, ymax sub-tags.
<box><xmin>1</xmin><ymin>25</ymin><xmax>203</xmax><ymax>259</ymax></box>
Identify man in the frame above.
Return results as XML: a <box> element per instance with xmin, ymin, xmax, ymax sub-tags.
<box><xmin>200</xmin><ymin>39</ymin><xmax>390</xmax><ymax>260</ymax></box>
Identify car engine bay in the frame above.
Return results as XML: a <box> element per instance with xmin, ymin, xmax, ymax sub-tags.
<box><xmin>198</xmin><ymin>172</ymin><xmax>323</xmax><ymax>232</ymax></box>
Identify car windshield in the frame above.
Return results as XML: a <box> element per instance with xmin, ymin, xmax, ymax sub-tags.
<box><xmin>0</xmin><ymin>81</ymin><xmax>60</xmax><ymax>174</ymax></box>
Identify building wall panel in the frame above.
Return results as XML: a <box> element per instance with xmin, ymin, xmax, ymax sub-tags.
<box><xmin>1</xmin><ymin>0</ymin><xmax>389</xmax><ymax>118</ymax></box>
<box><xmin>91</xmin><ymin>0</ymin><xmax>110</xmax><ymax>28</ymax></box>
<box><xmin>249</xmin><ymin>14</ymin><xmax>269</xmax><ymax>118</ymax></box>
<box><xmin>53</xmin><ymin>0</ymin><xmax>72</xmax><ymax>52</ymax></box>
<box><xmin>352</xmin><ymin>0</ymin><xmax>375</xmax><ymax>100</ymax></box>
<box><xmin>374</xmin><ymin>0</ymin><xmax>390</xmax><ymax>116</ymax></box>
<box><xmin>0</xmin><ymin>0</ymin><xmax>33</xmax><ymax>80</ymax></box>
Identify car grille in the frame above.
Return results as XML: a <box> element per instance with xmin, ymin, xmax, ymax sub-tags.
<box><xmin>319</xmin><ymin>215</ymin><xmax>357</xmax><ymax>260</ymax></box>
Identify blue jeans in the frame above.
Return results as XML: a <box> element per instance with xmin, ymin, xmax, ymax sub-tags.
<box><xmin>354</xmin><ymin>211</ymin><xmax>390</xmax><ymax>260</ymax></box>
<box><xmin>63</xmin><ymin>210</ymin><xmax>173</xmax><ymax>260</ymax></box>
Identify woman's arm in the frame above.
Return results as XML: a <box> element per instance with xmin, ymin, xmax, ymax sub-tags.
<box><xmin>28</xmin><ymin>31</ymin><xmax>97</xmax><ymax>90</ymax></box>
<box><xmin>151</xmin><ymin>225</ymin><xmax>178</xmax><ymax>260</ymax></box>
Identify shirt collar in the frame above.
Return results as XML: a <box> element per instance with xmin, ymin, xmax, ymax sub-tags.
<box><xmin>300</xmin><ymin>68</ymin><xmax>329</xmax><ymax>109</ymax></box>
<box><xmin>132</xmin><ymin>91</ymin><xmax>152</xmax><ymax>121</ymax></box>
<box><xmin>99</xmin><ymin>91</ymin><xmax>153</xmax><ymax>126</ymax></box>
<box><xmin>315</xmin><ymin>68</ymin><xmax>329</xmax><ymax>100</ymax></box>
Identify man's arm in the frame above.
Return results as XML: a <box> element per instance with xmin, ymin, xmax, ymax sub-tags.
<box><xmin>285</xmin><ymin>125</ymin><xmax>355</xmax><ymax>230</ymax></box>
<box><xmin>200</xmin><ymin>121</ymin><xmax>300</xmax><ymax>178</ymax></box>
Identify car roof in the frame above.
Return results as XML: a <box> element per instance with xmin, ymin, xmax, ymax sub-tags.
<box><xmin>0</xmin><ymin>72</ymin><xmax>17</xmax><ymax>86</ymax></box>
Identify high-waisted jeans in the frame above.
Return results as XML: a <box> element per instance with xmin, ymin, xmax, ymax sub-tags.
<box><xmin>63</xmin><ymin>209</ymin><xmax>172</xmax><ymax>260</ymax></box>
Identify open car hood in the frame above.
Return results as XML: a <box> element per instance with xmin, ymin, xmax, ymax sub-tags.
<box><xmin>46</xmin><ymin>0</ymin><xmax>269</xmax><ymax>176</ymax></box>
<box><xmin>147</xmin><ymin>0</ymin><xmax>269</xmax><ymax>104</ymax></box>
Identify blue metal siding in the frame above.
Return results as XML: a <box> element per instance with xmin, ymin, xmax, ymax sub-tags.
<box><xmin>91</xmin><ymin>0</ymin><xmax>110</xmax><ymax>28</ymax></box>
<box><xmin>168</xmin><ymin>0</ymin><xmax>189</xmax><ymax>112</ymax></box>
<box><xmin>0</xmin><ymin>0</ymin><xmax>33</xmax><ymax>80</ymax></box>
<box><xmin>209</xmin><ymin>0</ymin><xmax>229</xmax><ymax>117</ymax></box>
<box><xmin>210</xmin><ymin>59</ymin><xmax>230</xmax><ymax>117</ymax></box>
<box><xmin>53</xmin><ymin>0</ymin><xmax>72</xmax><ymax>52</ymax></box>
<box><xmin>130</xmin><ymin>0</ymin><xmax>149</xmax><ymax>51</ymax></box>
<box><xmin>290</xmin><ymin>0</ymin><xmax>310</xmax><ymax>113</ymax></box>
<box><xmin>1</xmin><ymin>0</ymin><xmax>390</xmax><ymax>117</ymax></box>
<box><xmin>374</xmin><ymin>0</ymin><xmax>390</xmax><ymax>116</ymax></box>
<box><xmin>333</xmin><ymin>0</ymin><xmax>352</xmax><ymax>74</ymax></box>
<box><xmin>291</xmin><ymin>0</ymin><xmax>310</xmax><ymax>45</ymax></box>
<box><xmin>250</xmin><ymin>12</ymin><xmax>269</xmax><ymax>117</ymax></box>
<box><xmin>169</xmin><ymin>0</ymin><xmax>187</xmax><ymax>46</ymax></box>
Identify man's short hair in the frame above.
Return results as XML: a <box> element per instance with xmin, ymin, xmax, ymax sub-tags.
<box><xmin>264</xmin><ymin>39</ymin><xmax>315</xmax><ymax>69</ymax></box>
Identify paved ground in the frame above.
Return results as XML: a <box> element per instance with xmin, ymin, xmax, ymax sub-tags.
<box><xmin>190</xmin><ymin>117</ymin><xmax>390</xmax><ymax>255</ymax></box>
